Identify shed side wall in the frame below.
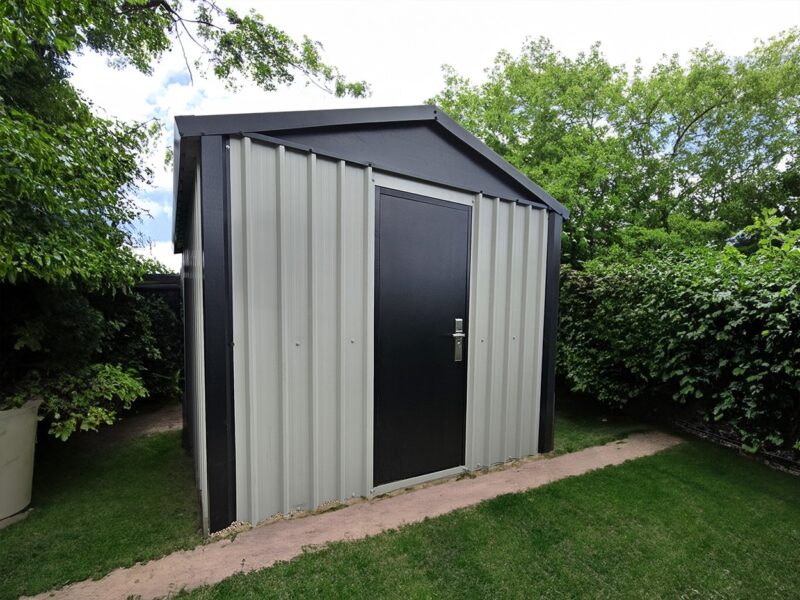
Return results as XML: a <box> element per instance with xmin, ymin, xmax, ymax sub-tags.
<box><xmin>182</xmin><ymin>165</ymin><xmax>210</xmax><ymax>533</ymax></box>
<box><xmin>230</xmin><ymin>138</ymin><xmax>372</xmax><ymax>523</ymax></box>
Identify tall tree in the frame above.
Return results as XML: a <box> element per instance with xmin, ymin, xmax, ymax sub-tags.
<box><xmin>431</xmin><ymin>32</ymin><xmax>800</xmax><ymax>264</ymax></box>
<box><xmin>0</xmin><ymin>0</ymin><xmax>368</xmax><ymax>288</ymax></box>
<box><xmin>0</xmin><ymin>0</ymin><xmax>368</xmax><ymax>436</ymax></box>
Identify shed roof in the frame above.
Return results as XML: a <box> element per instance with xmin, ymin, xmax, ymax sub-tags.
<box><xmin>172</xmin><ymin>105</ymin><xmax>567</xmax><ymax>252</ymax></box>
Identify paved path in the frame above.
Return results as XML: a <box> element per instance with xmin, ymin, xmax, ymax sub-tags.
<box><xmin>28</xmin><ymin>431</ymin><xmax>681</xmax><ymax>600</ymax></box>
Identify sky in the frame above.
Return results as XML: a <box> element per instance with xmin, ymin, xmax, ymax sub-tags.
<box><xmin>69</xmin><ymin>0</ymin><xmax>799</xmax><ymax>272</ymax></box>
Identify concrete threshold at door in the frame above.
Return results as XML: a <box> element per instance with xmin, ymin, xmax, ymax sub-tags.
<box><xmin>26</xmin><ymin>431</ymin><xmax>682</xmax><ymax>600</ymax></box>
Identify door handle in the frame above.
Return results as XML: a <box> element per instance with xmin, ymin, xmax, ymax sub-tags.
<box><xmin>452</xmin><ymin>318</ymin><xmax>465</xmax><ymax>362</ymax></box>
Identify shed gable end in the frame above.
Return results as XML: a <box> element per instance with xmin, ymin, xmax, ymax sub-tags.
<box><xmin>267</xmin><ymin>122</ymin><xmax>535</xmax><ymax>204</ymax></box>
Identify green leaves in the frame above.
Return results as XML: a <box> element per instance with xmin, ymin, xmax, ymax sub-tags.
<box><xmin>195</xmin><ymin>7</ymin><xmax>368</xmax><ymax>97</ymax></box>
<box><xmin>0</xmin><ymin>1</ymin><xmax>369</xmax><ymax>289</ymax></box>
<box><xmin>431</xmin><ymin>31</ymin><xmax>800</xmax><ymax>265</ymax></box>
<box><xmin>1</xmin><ymin>283</ymin><xmax>180</xmax><ymax>439</ymax></box>
<box><xmin>0</xmin><ymin>104</ymin><xmax>152</xmax><ymax>289</ymax></box>
<box><xmin>0</xmin><ymin>1</ymin><xmax>370</xmax><ymax>437</ymax></box>
<box><xmin>558</xmin><ymin>226</ymin><xmax>800</xmax><ymax>453</ymax></box>
<box><xmin>5</xmin><ymin>363</ymin><xmax>148</xmax><ymax>441</ymax></box>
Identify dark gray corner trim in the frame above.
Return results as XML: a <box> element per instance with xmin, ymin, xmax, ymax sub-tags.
<box><xmin>538</xmin><ymin>211</ymin><xmax>563</xmax><ymax>454</ymax></box>
<box><xmin>199</xmin><ymin>135</ymin><xmax>237</xmax><ymax>533</ymax></box>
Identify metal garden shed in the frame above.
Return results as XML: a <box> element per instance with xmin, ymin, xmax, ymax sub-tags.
<box><xmin>172</xmin><ymin>105</ymin><xmax>568</xmax><ymax>534</ymax></box>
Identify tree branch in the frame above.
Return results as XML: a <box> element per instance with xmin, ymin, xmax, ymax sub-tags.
<box><xmin>671</xmin><ymin>102</ymin><xmax>725</xmax><ymax>158</ymax></box>
<box><xmin>173</xmin><ymin>24</ymin><xmax>194</xmax><ymax>85</ymax></box>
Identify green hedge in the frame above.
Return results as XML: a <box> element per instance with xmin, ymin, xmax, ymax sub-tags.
<box><xmin>1</xmin><ymin>282</ymin><xmax>182</xmax><ymax>438</ymax></box>
<box><xmin>558</xmin><ymin>229</ymin><xmax>800</xmax><ymax>452</ymax></box>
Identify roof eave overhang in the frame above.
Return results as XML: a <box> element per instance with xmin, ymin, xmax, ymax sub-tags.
<box><xmin>172</xmin><ymin>129</ymin><xmax>200</xmax><ymax>253</ymax></box>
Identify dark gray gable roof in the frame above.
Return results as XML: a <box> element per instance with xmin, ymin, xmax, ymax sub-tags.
<box><xmin>172</xmin><ymin>105</ymin><xmax>567</xmax><ymax>251</ymax></box>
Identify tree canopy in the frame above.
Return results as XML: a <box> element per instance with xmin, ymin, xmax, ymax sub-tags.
<box><xmin>430</xmin><ymin>31</ymin><xmax>800</xmax><ymax>264</ymax></box>
<box><xmin>0</xmin><ymin>0</ymin><xmax>368</xmax><ymax>435</ymax></box>
<box><xmin>0</xmin><ymin>0</ymin><xmax>368</xmax><ymax>288</ymax></box>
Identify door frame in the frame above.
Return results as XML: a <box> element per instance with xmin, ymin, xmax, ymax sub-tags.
<box><xmin>369</xmin><ymin>174</ymin><xmax>474</xmax><ymax>496</ymax></box>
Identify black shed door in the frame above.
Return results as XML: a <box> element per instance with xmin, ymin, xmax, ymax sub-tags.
<box><xmin>374</xmin><ymin>188</ymin><xmax>471</xmax><ymax>486</ymax></box>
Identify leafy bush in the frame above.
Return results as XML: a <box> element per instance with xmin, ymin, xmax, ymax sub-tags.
<box><xmin>598</xmin><ymin>215</ymin><xmax>731</xmax><ymax>262</ymax></box>
<box><xmin>99</xmin><ymin>292</ymin><xmax>183</xmax><ymax>403</ymax></box>
<box><xmin>6</xmin><ymin>364</ymin><xmax>147</xmax><ymax>441</ymax></box>
<box><xmin>559</xmin><ymin>213</ymin><xmax>800</xmax><ymax>452</ymax></box>
<box><xmin>0</xmin><ymin>282</ymin><xmax>181</xmax><ymax>439</ymax></box>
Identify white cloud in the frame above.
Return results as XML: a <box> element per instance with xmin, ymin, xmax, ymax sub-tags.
<box><xmin>135</xmin><ymin>195</ymin><xmax>172</xmax><ymax>219</ymax></box>
<box><xmin>133</xmin><ymin>241</ymin><xmax>182</xmax><ymax>273</ymax></box>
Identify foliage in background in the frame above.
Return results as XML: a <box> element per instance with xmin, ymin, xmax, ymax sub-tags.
<box><xmin>101</xmin><ymin>291</ymin><xmax>184</xmax><ymax>403</ymax></box>
<box><xmin>1</xmin><ymin>0</ymin><xmax>367</xmax><ymax>288</ymax></box>
<box><xmin>558</xmin><ymin>212</ymin><xmax>800</xmax><ymax>452</ymax></box>
<box><xmin>0</xmin><ymin>0</ymin><xmax>366</xmax><ymax>435</ymax></box>
<box><xmin>1</xmin><ymin>282</ymin><xmax>182</xmax><ymax>437</ymax></box>
<box><xmin>599</xmin><ymin>214</ymin><xmax>730</xmax><ymax>259</ymax></box>
<box><xmin>431</xmin><ymin>31</ymin><xmax>800</xmax><ymax>265</ymax></box>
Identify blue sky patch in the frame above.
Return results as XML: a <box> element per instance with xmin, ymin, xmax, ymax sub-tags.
<box><xmin>165</xmin><ymin>70</ymin><xmax>192</xmax><ymax>87</ymax></box>
<box><xmin>132</xmin><ymin>188</ymin><xmax>172</xmax><ymax>244</ymax></box>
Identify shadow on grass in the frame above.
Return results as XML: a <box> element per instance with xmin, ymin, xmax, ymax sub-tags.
<box><xmin>0</xmin><ymin>429</ymin><xmax>201</xmax><ymax>600</ymax></box>
<box><xmin>553</xmin><ymin>383</ymin><xmax>651</xmax><ymax>455</ymax></box>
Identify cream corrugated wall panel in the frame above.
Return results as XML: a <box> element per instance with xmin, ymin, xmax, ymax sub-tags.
<box><xmin>283</xmin><ymin>148</ymin><xmax>312</xmax><ymax>512</ymax></box>
<box><xmin>230</xmin><ymin>138</ymin><xmax>372</xmax><ymax>524</ymax></box>
<box><xmin>465</xmin><ymin>196</ymin><xmax>549</xmax><ymax>469</ymax></box>
<box><xmin>522</xmin><ymin>208</ymin><xmax>549</xmax><ymax>457</ymax></box>
<box><xmin>183</xmin><ymin>164</ymin><xmax>209</xmax><ymax>533</ymax></box>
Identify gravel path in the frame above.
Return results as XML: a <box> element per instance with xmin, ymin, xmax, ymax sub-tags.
<box><xmin>27</xmin><ymin>431</ymin><xmax>682</xmax><ymax>600</ymax></box>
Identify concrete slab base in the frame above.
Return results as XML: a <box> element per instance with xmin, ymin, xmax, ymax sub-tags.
<box><xmin>26</xmin><ymin>431</ymin><xmax>682</xmax><ymax>600</ymax></box>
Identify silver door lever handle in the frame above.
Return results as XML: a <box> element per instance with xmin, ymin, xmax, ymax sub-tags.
<box><xmin>453</xmin><ymin>318</ymin><xmax>465</xmax><ymax>362</ymax></box>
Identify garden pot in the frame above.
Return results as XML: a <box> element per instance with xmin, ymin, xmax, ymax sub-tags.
<box><xmin>0</xmin><ymin>399</ymin><xmax>42</xmax><ymax>520</ymax></box>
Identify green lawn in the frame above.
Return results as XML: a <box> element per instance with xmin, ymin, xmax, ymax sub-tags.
<box><xmin>553</xmin><ymin>402</ymin><xmax>648</xmax><ymax>455</ymax></box>
<box><xmin>179</xmin><ymin>437</ymin><xmax>800</xmax><ymax>598</ymax></box>
<box><xmin>5</xmin><ymin>404</ymin><xmax>797</xmax><ymax>600</ymax></box>
<box><xmin>0</xmin><ymin>430</ymin><xmax>201</xmax><ymax>600</ymax></box>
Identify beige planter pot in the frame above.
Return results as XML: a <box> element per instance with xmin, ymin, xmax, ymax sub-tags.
<box><xmin>0</xmin><ymin>400</ymin><xmax>42</xmax><ymax>520</ymax></box>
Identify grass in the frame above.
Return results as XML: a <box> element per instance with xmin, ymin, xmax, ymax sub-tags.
<box><xmin>0</xmin><ymin>429</ymin><xmax>201</xmax><ymax>600</ymax></box>
<box><xmin>180</xmin><ymin>440</ymin><xmax>800</xmax><ymax>599</ymax></box>
<box><xmin>0</xmin><ymin>400</ymin><xmax>629</xmax><ymax>600</ymax></box>
<box><xmin>3</xmin><ymin>401</ymin><xmax>794</xmax><ymax>599</ymax></box>
<box><xmin>553</xmin><ymin>401</ymin><xmax>648</xmax><ymax>455</ymax></box>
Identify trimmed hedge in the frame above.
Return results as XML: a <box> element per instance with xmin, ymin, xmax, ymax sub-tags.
<box><xmin>558</xmin><ymin>237</ymin><xmax>800</xmax><ymax>452</ymax></box>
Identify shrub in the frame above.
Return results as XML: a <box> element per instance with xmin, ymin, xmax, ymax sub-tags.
<box><xmin>599</xmin><ymin>215</ymin><xmax>730</xmax><ymax>260</ymax></box>
<box><xmin>559</xmin><ymin>213</ymin><xmax>800</xmax><ymax>452</ymax></box>
<box><xmin>98</xmin><ymin>292</ymin><xmax>183</xmax><ymax>403</ymax></box>
<box><xmin>6</xmin><ymin>364</ymin><xmax>147</xmax><ymax>441</ymax></box>
<box><xmin>0</xmin><ymin>281</ymin><xmax>181</xmax><ymax>439</ymax></box>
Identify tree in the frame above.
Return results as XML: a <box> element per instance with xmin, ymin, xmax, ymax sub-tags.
<box><xmin>1</xmin><ymin>0</ymin><xmax>368</xmax><ymax>288</ymax></box>
<box><xmin>0</xmin><ymin>0</ymin><xmax>368</xmax><ymax>435</ymax></box>
<box><xmin>430</xmin><ymin>32</ymin><xmax>800</xmax><ymax>264</ymax></box>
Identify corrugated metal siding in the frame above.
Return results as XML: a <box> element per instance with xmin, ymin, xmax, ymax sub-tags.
<box><xmin>182</xmin><ymin>165</ymin><xmax>209</xmax><ymax>533</ymax></box>
<box><xmin>465</xmin><ymin>196</ymin><xmax>549</xmax><ymax>469</ymax></box>
<box><xmin>230</xmin><ymin>138</ymin><xmax>373</xmax><ymax>523</ymax></box>
<box><xmin>229</xmin><ymin>139</ymin><xmax>549</xmax><ymax>524</ymax></box>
